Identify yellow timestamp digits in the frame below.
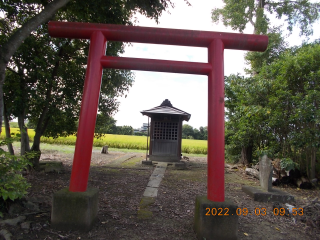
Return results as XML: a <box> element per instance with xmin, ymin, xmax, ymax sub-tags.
<box><xmin>205</xmin><ymin>208</ymin><xmax>230</xmax><ymax>216</ymax></box>
<box><xmin>273</xmin><ymin>208</ymin><xmax>303</xmax><ymax>216</ymax></box>
<box><xmin>236</xmin><ymin>208</ymin><xmax>267</xmax><ymax>216</ymax></box>
<box><xmin>205</xmin><ymin>208</ymin><xmax>268</xmax><ymax>216</ymax></box>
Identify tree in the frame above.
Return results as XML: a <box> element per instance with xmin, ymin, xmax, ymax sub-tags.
<box><xmin>182</xmin><ymin>124</ymin><xmax>194</xmax><ymax>139</ymax></box>
<box><xmin>245</xmin><ymin>27</ymin><xmax>288</xmax><ymax>75</ymax></box>
<box><xmin>193</xmin><ymin>128</ymin><xmax>200</xmax><ymax>140</ymax></box>
<box><xmin>212</xmin><ymin>0</ymin><xmax>320</xmax><ymax>165</ymax></box>
<box><xmin>257</xmin><ymin>42</ymin><xmax>320</xmax><ymax>178</ymax></box>
<box><xmin>2</xmin><ymin>0</ymin><xmax>180</xmax><ymax>167</ymax></box>
<box><xmin>116</xmin><ymin>126</ymin><xmax>134</xmax><ymax>135</ymax></box>
<box><xmin>199</xmin><ymin>126</ymin><xmax>208</xmax><ymax>140</ymax></box>
<box><xmin>0</xmin><ymin>0</ymin><xmax>184</xmax><ymax>138</ymax></box>
<box><xmin>0</xmin><ymin>0</ymin><xmax>72</xmax><ymax>133</ymax></box>
<box><xmin>134</xmin><ymin>131</ymin><xmax>148</xmax><ymax>136</ymax></box>
<box><xmin>212</xmin><ymin>0</ymin><xmax>320</xmax><ymax>35</ymax></box>
<box><xmin>224</xmin><ymin>75</ymin><xmax>265</xmax><ymax>164</ymax></box>
<box><xmin>224</xmin><ymin>41</ymin><xmax>320</xmax><ymax>177</ymax></box>
<box><xmin>95</xmin><ymin>114</ymin><xmax>117</xmax><ymax>137</ymax></box>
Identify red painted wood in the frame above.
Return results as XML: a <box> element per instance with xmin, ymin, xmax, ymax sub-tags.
<box><xmin>207</xmin><ymin>39</ymin><xmax>225</xmax><ymax>202</ymax></box>
<box><xmin>101</xmin><ymin>56</ymin><xmax>211</xmax><ymax>75</ymax></box>
<box><xmin>48</xmin><ymin>21</ymin><xmax>268</xmax><ymax>51</ymax></box>
<box><xmin>69</xmin><ymin>31</ymin><xmax>106</xmax><ymax>192</ymax></box>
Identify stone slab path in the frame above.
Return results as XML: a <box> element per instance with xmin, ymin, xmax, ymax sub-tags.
<box><xmin>143</xmin><ymin>162</ymin><xmax>168</xmax><ymax>198</ymax></box>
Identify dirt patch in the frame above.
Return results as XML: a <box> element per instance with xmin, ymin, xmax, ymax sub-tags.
<box><xmin>1</xmin><ymin>149</ymin><xmax>319</xmax><ymax>240</ymax></box>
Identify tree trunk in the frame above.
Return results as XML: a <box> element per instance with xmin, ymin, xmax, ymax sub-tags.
<box><xmin>30</xmin><ymin>114</ymin><xmax>51</xmax><ymax>169</ymax></box>
<box><xmin>0</xmin><ymin>62</ymin><xmax>5</xmax><ymax>134</ymax></box>
<box><xmin>240</xmin><ymin>143</ymin><xmax>253</xmax><ymax>165</ymax></box>
<box><xmin>310</xmin><ymin>147</ymin><xmax>316</xmax><ymax>179</ymax></box>
<box><xmin>241</xmin><ymin>147</ymin><xmax>248</xmax><ymax>165</ymax></box>
<box><xmin>30</xmin><ymin>131</ymin><xmax>42</xmax><ymax>170</ymax></box>
<box><xmin>0</xmin><ymin>0</ymin><xmax>71</xmax><ymax>134</ymax></box>
<box><xmin>18</xmin><ymin>114</ymin><xmax>30</xmax><ymax>156</ymax></box>
<box><xmin>3</xmin><ymin>99</ymin><xmax>14</xmax><ymax>155</ymax></box>
<box><xmin>253</xmin><ymin>0</ymin><xmax>266</xmax><ymax>35</ymax></box>
<box><xmin>306</xmin><ymin>150</ymin><xmax>310</xmax><ymax>178</ymax></box>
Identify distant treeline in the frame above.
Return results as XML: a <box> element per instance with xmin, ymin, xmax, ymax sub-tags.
<box><xmin>182</xmin><ymin>124</ymin><xmax>207</xmax><ymax>140</ymax></box>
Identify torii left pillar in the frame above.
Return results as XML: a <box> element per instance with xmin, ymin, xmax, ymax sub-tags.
<box><xmin>51</xmin><ymin>31</ymin><xmax>106</xmax><ymax>231</ymax></box>
<box><xmin>48</xmin><ymin>21</ymin><xmax>268</xmax><ymax>235</ymax></box>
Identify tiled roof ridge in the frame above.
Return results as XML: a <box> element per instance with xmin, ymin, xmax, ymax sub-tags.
<box><xmin>140</xmin><ymin>99</ymin><xmax>191</xmax><ymax>121</ymax></box>
<box><xmin>160</xmin><ymin>99</ymin><xmax>173</xmax><ymax>107</ymax></box>
<box><xmin>145</xmin><ymin>105</ymin><xmax>187</xmax><ymax>114</ymax></box>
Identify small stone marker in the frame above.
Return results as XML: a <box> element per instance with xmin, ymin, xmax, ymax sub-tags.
<box><xmin>259</xmin><ymin>155</ymin><xmax>273</xmax><ymax>192</ymax></box>
<box><xmin>101</xmin><ymin>145</ymin><xmax>108</xmax><ymax>154</ymax></box>
<box><xmin>243</xmin><ymin>154</ymin><xmax>294</xmax><ymax>203</ymax></box>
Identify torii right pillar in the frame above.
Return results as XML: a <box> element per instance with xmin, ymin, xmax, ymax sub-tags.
<box><xmin>194</xmin><ymin>39</ymin><xmax>239</xmax><ymax>240</ymax></box>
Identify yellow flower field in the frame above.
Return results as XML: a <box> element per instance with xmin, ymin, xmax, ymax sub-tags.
<box><xmin>1</xmin><ymin>128</ymin><xmax>207</xmax><ymax>154</ymax></box>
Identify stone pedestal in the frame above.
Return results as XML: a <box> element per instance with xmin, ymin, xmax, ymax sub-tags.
<box><xmin>174</xmin><ymin>161</ymin><xmax>187</xmax><ymax>170</ymax></box>
<box><xmin>51</xmin><ymin>188</ymin><xmax>99</xmax><ymax>231</ymax></box>
<box><xmin>142</xmin><ymin>160</ymin><xmax>153</xmax><ymax>165</ymax></box>
<box><xmin>149</xmin><ymin>155</ymin><xmax>180</xmax><ymax>162</ymax></box>
<box><xmin>194</xmin><ymin>196</ymin><xmax>238</xmax><ymax>240</ymax></box>
<box><xmin>242</xmin><ymin>185</ymin><xmax>294</xmax><ymax>203</ymax></box>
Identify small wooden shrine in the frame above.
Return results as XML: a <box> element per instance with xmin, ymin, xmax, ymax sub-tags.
<box><xmin>141</xmin><ymin>99</ymin><xmax>191</xmax><ymax>162</ymax></box>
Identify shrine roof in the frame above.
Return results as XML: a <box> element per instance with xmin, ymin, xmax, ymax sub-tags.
<box><xmin>141</xmin><ymin>99</ymin><xmax>191</xmax><ymax>121</ymax></box>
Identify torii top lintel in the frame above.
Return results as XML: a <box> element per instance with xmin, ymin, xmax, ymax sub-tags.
<box><xmin>48</xmin><ymin>21</ymin><xmax>268</xmax><ymax>51</ymax></box>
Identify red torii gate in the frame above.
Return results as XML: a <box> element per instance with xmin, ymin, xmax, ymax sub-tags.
<box><xmin>48</xmin><ymin>21</ymin><xmax>268</xmax><ymax>202</ymax></box>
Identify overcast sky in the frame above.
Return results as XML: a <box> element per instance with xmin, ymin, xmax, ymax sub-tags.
<box><xmin>113</xmin><ymin>0</ymin><xmax>319</xmax><ymax>129</ymax></box>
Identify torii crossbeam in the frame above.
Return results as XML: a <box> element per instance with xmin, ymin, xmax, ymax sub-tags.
<box><xmin>48</xmin><ymin>21</ymin><xmax>268</xmax><ymax>202</ymax></box>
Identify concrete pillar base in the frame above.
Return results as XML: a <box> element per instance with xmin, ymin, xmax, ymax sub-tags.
<box><xmin>194</xmin><ymin>195</ymin><xmax>238</xmax><ymax>240</ymax></box>
<box><xmin>51</xmin><ymin>187</ymin><xmax>99</xmax><ymax>231</ymax></box>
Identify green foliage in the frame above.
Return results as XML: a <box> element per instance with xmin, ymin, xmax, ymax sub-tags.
<box><xmin>212</xmin><ymin>0</ymin><xmax>320</xmax><ymax>36</ymax></box>
<box><xmin>225</xmin><ymin>144</ymin><xmax>241</xmax><ymax>163</ymax></box>
<box><xmin>94</xmin><ymin>114</ymin><xmax>117</xmax><ymax>138</ymax></box>
<box><xmin>182</xmin><ymin>124</ymin><xmax>194</xmax><ymax>139</ymax></box>
<box><xmin>225</xmin><ymin>41</ymin><xmax>320</xmax><ymax>176</ymax></box>
<box><xmin>26</xmin><ymin>121</ymin><xmax>36</xmax><ymax>129</ymax></box>
<box><xmin>212</xmin><ymin>0</ymin><xmax>320</xmax><ymax>167</ymax></box>
<box><xmin>1</xmin><ymin>0</ymin><xmax>178</xmax><ymax>164</ymax></box>
<box><xmin>212</xmin><ymin>0</ymin><xmax>257</xmax><ymax>33</ymax></box>
<box><xmin>134</xmin><ymin>131</ymin><xmax>148</xmax><ymax>136</ymax></box>
<box><xmin>224</xmin><ymin>74</ymin><xmax>264</xmax><ymax>163</ymax></box>
<box><xmin>255</xmin><ymin>147</ymin><xmax>275</xmax><ymax>159</ymax></box>
<box><xmin>0</xmin><ymin>137</ymin><xmax>37</xmax><ymax>216</ymax></box>
<box><xmin>245</xmin><ymin>27</ymin><xmax>288</xmax><ymax>74</ymax></box>
<box><xmin>280</xmin><ymin>158</ymin><xmax>297</xmax><ymax>171</ymax></box>
<box><xmin>114</xmin><ymin>125</ymin><xmax>134</xmax><ymax>135</ymax></box>
<box><xmin>182</xmin><ymin>124</ymin><xmax>207</xmax><ymax>140</ymax></box>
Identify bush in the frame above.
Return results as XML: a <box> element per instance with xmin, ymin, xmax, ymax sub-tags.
<box><xmin>225</xmin><ymin>144</ymin><xmax>241</xmax><ymax>163</ymax></box>
<box><xmin>0</xmin><ymin>138</ymin><xmax>34</xmax><ymax>217</ymax></box>
<box><xmin>280</xmin><ymin>158</ymin><xmax>298</xmax><ymax>171</ymax></box>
